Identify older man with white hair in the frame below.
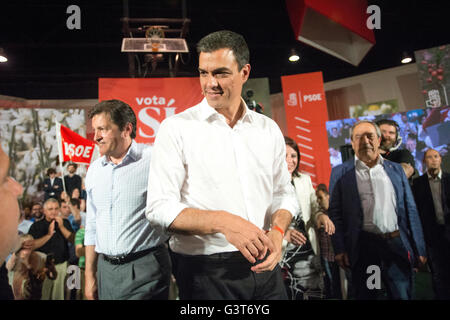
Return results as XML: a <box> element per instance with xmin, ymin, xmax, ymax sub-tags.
<box><xmin>328</xmin><ymin>120</ymin><xmax>426</xmax><ymax>300</ymax></box>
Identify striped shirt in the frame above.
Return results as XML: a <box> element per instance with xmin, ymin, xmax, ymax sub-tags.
<box><xmin>85</xmin><ymin>140</ymin><xmax>168</xmax><ymax>256</ymax></box>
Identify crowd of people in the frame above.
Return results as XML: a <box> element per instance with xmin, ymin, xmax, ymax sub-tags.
<box><xmin>1</xmin><ymin>30</ymin><xmax>449</xmax><ymax>301</ymax></box>
<box><xmin>0</xmin><ymin>159</ymin><xmax>87</xmax><ymax>300</ymax></box>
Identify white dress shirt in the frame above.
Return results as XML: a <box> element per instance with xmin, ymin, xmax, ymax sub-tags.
<box><xmin>355</xmin><ymin>155</ymin><xmax>398</xmax><ymax>234</ymax></box>
<box><xmin>146</xmin><ymin>98</ymin><xmax>299</xmax><ymax>255</ymax></box>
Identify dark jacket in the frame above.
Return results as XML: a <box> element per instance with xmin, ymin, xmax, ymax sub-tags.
<box><xmin>43</xmin><ymin>177</ymin><xmax>63</xmax><ymax>200</ymax></box>
<box><xmin>412</xmin><ymin>171</ymin><xmax>450</xmax><ymax>246</ymax></box>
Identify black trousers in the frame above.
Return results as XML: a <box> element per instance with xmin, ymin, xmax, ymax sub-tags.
<box><xmin>428</xmin><ymin>235</ymin><xmax>450</xmax><ymax>300</ymax></box>
<box><xmin>171</xmin><ymin>250</ymin><xmax>287</xmax><ymax>300</ymax></box>
<box><xmin>322</xmin><ymin>258</ymin><xmax>343</xmax><ymax>299</ymax></box>
<box><xmin>351</xmin><ymin>232</ymin><xmax>413</xmax><ymax>300</ymax></box>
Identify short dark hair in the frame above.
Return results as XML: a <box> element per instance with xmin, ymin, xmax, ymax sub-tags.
<box><xmin>316</xmin><ymin>189</ymin><xmax>329</xmax><ymax>196</ymax></box>
<box><xmin>316</xmin><ymin>183</ymin><xmax>328</xmax><ymax>194</ymax></box>
<box><xmin>284</xmin><ymin>136</ymin><xmax>300</xmax><ymax>177</ymax></box>
<box><xmin>88</xmin><ymin>99</ymin><xmax>137</xmax><ymax>139</ymax></box>
<box><xmin>46</xmin><ymin>168</ymin><xmax>56</xmax><ymax>176</ymax></box>
<box><xmin>70</xmin><ymin>198</ymin><xmax>81</xmax><ymax>209</ymax></box>
<box><xmin>376</xmin><ymin>119</ymin><xmax>400</xmax><ymax>137</ymax></box>
<box><xmin>67</xmin><ymin>163</ymin><xmax>78</xmax><ymax>170</ymax></box>
<box><xmin>423</xmin><ymin>148</ymin><xmax>442</xmax><ymax>161</ymax></box>
<box><xmin>197</xmin><ymin>30</ymin><xmax>249</xmax><ymax>70</ymax></box>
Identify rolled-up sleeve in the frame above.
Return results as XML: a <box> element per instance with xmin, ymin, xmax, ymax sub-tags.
<box><xmin>146</xmin><ymin>119</ymin><xmax>188</xmax><ymax>232</ymax></box>
<box><xmin>269</xmin><ymin>126</ymin><xmax>300</xmax><ymax>218</ymax></box>
<box><xmin>84</xmin><ymin>175</ymin><xmax>97</xmax><ymax>246</ymax></box>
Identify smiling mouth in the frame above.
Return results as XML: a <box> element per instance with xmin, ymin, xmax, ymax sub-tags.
<box><xmin>206</xmin><ymin>91</ymin><xmax>223</xmax><ymax>96</ymax></box>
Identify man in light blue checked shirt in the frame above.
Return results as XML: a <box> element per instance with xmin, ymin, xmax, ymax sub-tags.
<box><xmin>84</xmin><ymin>99</ymin><xmax>171</xmax><ymax>300</ymax></box>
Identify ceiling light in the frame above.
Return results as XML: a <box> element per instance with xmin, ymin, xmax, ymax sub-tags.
<box><xmin>0</xmin><ymin>48</ymin><xmax>7</xmax><ymax>63</ymax></box>
<box><xmin>401</xmin><ymin>51</ymin><xmax>412</xmax><ymax>64</ymax></box>
<box><xmin>289</xmin><ymin>49</ymin><xmax>300</xmax><ymax>62</ymax></box>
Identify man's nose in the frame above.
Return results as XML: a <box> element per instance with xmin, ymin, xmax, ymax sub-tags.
<box><xmin>94</xmin><ymin>130</ymin><xmax>102</xmax><ymax>142</ymax></box>
<box><xmin>361</xmin><ymin>135</ymin><xmax>370</xmax><ymax>143</ymax></box>
<box><xmin>206</xmin><ymin>75</ymin><xmax>218</xmax><ymax>88</ymax></box>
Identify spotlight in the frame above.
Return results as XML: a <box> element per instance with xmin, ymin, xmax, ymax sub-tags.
<box><xmin>0</xmin><ymin>48</ymin><xmax>7</xmax><ymax>63</ymax></box>
<box><xmin>289</xmin><ymin>49</ymin><xmax>300</xmax><ymax>62</ymax></box>
<box><xmin>401</xmin><ymin>51</ymin><xmax>412</xmax><ymax>64</ymax></box>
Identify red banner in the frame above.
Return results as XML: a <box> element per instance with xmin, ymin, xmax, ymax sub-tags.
<box><xmin>59</xmin><ymin>124</ymin><xmax>96</xmax><ymax>164</ymax></box>
<box><xmin>281</xmin><ymin>72</ymin><xmax>331</xmax><ymax>188</ymax></box>
<box><xmin>98</xmin><ymin>78</ymin><xmax>203</xmax><ymax>144</ymax></box>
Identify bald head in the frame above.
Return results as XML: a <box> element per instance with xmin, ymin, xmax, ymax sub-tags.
<box><xmin>423</xmin><ymin>149</ymin><xmax>441</xmax><ymax>174</ymax></box>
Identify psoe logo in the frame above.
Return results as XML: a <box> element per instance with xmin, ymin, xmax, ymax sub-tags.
<box><xmin>303</xmin><ymin>93</ymin><xmax>322</xmax><ymax>102</ymax></box>
<box><xmin>287</xmin><ymin>93</ymin><xmax>297</xmax><ymax>106</ymax></box>
<box><xmin>63</xmin><ymin>143</ymin><xmax>93</xmax><ymax>159</ymax></box>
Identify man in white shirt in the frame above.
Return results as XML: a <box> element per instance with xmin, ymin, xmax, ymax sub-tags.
<box><xmin>328</xmin><ymin>120</ymin><xmax>427</xmax><ymax>300</ymax></box>
<box><xmin>146</xmin><ymin>30</ymin><xmax>299</xmax><ymax>300</ymax></box>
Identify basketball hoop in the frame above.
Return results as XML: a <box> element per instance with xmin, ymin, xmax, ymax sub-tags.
<box><xmin>145</xmin><ymin>26</ymin><xmax>167</xmax><ymax>52</ymax></box>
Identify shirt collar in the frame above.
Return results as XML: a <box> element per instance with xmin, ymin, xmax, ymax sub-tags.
<box><xmin>354</xmin><ymin>154</ymin><xmax>383</xmax><ymax>169</ymax></box>
<box><xmin>198</xmin><ymin>97</ymin><xmax>254</xmax><ymax>123</ymax></box>
<box><xmin>101</xmin><ymin>140</ymin><xmax>137</xmax><ymax>166</ymax></box>
<box><xmin>427</xmin><ymin>169</ymin><xmax>442</xmax><ymax>180</ymax></box>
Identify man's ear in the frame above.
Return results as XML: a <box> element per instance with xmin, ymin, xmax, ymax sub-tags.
<box><xmin>241</xmin><ymin>64</ymin><xmax>251</xmax><ymax>82</ymax></box>
<box><xmin>122</xmin><ymin>122</ymin><xmax>133</xmax><ymax>138</ymax></box>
